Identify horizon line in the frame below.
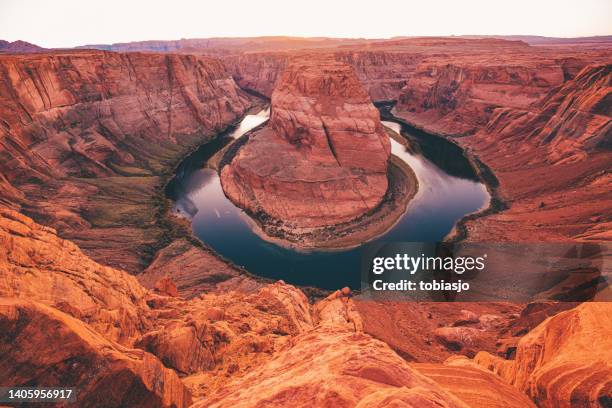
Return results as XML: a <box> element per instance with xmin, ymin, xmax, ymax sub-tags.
<box><xmin>3</xmin><ymin>33</ymin><xmax>612</xmax><ymax>49</ymax></box>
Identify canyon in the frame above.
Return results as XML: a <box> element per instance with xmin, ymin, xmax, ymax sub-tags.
<box><xmin>393</xmin><ymin>61</ymin><xmax>611</xmax><ymax>242</ymax></box>
<box><xmin>0</xmin><ymin>50</ymin><xmax>252</xmax><ymax>274</ymax></box>
<box><xmin>219</xmin><ymin>38</ymin><xmax>611</xmax><ymax>243</ymax></box>
<box><xmin>0</xmin><ymin>36</ymin><xmax>610</xmax><ymax>407</ymax></box>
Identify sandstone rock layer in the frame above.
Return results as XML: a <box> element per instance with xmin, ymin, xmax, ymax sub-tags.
<box><xmin>221</xmin><ymin>57</ymin><xmax>391</xmax><ymax>227</ymax></box>
<box><xmin>475</xmin><ymin>302</ymin><xmax>612</xmax><ymax>408</ymax></box>
<box><xmin>413</xmin><ymin>361</ymin><xmax>537</xmax><ymax>408</ymax></box>
<box><xmin>195</xmin><ymin>326</ymin><xmax>470</xmax><ymax>408</ymax></box>
<box><xmin>0</xmin><ymin>298</ymin><xmax>191</xmax><ymax>408</ymax></box>
<box><xmin>437</xmin><ymin>64</ymin><xmax>612</xmax><ymax>242</ymax></box>
<box><xmin>0</xmin><ymin>206</ymin><xmax>150</xmax><ymax>344</ymax></box>
<box><xmin>0</xmin><ymin>50</ymin><xmax>251</xmax><ymax>272</ymax></box>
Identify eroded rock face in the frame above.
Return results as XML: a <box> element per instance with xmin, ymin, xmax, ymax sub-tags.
<box><xmin>0</xmin><ymin>207</ymin><xmax>150</xmax><ymax>344</ymax></box>
<box><xmin>333</xmin><ymin>50</ymin><xmax>420</xmax><ymax>101</ymax></box>
<box><xmin>2</xmin><ymin>207</ymin><xmax>612</xmax><ymax>407</ymax></box>
<box><xmin>222</xmin><ymin>38</ymin><xmax>612</xmax><ymax>107</ymax></box>
<box><xmin>194</xmin><ymin>326</ymin><xmax>469</xmax><ymax>408</ymax></box>
<box><xmin>530</xmin><ymin>64</ymin><xmax>611</xmax><ymax>163</ymax></box>
<box><xmin>223</xmin><ymin>53</ymin><xmax>289</xmax><ymax>97</ymax></box>
<box><xmin>442</xmin><ymin>64</ymin><xmax>612</xmax><ymax>242</ymax></box>
<box><xmin>269</xmin><ymin>57</ymin><xmax>390</xmax><ymax>173</ymax></box>
<box><xmin>353</xmin><ymin>301</ymin><xmax>523</xmax><ymax>363</ymax></box>
<box><xmin>474</xmin><ymin>302</ymin><xmax>612</xmax><ymax>408</ymax></box>
<box><xmin>413</xmin><ymin>360</ymin><xmax>537</xmax><ymax>408</ymax></box>
<box><xmin>0</xmin><ymin>298</ymin><xmax>192</xmax><ymax>408</ymax></box>
<box><xmin>476</xmin><ymin>64</ymin><xmax>611</xmax><ymax>165</ymax></box>
<box><xmin>396</xmin><ymin>60</ymin><xmax>565</xmax><ymax>136</ymax></box>
<box><xmin>223</xmin><ymin>50</ymin><xmax>420</xmax><ymax>102</ymax></box>
<box><xmin>0</xmin><ymin>209</ymin><xmax>309</xmax><ymax>400</ymax></box>
<box><xmin>221</xmin><ymin>57</ymin><xmax>391</xmax><ymax>227</ymax></box>
<box><xmin>137</xmin><ymin>239</ymin><xmax>263</xmax><ymax>298</ymax></box>
<box><xmin>0</xmin><ymin>50</ymin><xmax>252</xmax><ymax>272</ymax></box>
<box><xmin>0</xmin><ymin>51</ymin><xmax>250</xmax><ymax>187</ymax></box>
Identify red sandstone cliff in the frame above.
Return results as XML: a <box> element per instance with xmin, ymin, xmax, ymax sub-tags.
<box><xmin>0</xmin><ymin>298</ymin><xmax>193</xmax><ymax>408</ymax></box>
<box><xmin>442</xmin><ymin>64</ymin><xmax>612</xmax><ymax>241</ymax></box>
<box><xmin>223</xmin><ymin>50</ymin><xmax>420</xmax><ymax>102</ymax></box>
<box><xmin>395</xmin><ymin>58</ymin><xmax>566</xmax><ymax>136</ymax></box>
<box><xmin>222</xmin><ymin>53</ymin><xmax>289</xmax><ymax>97</ymax></box>
<box><xmin>0</xmin><ymin>50</ymin><xmax>252</xmax><ymax>271</ymax></box>
<box><xmin>221</xmin><ymin>57</ymin><xmax>391</xmax><ymax>228</ymax></box>
<box><xmin>221</xmin><ymin>38</ymin><xmax>609</xmax><ymax>106</ymax></box>
<box><xmin>333</xmin><ymin>50</ymin><xmax>421</xmax><ymax>101</ymax></box>
<box><xmin>0</xmin><ymin>207</ymin><xmax>150</xmax><ymax>344</ymax></box>
<box><xmin>530</xmin><ymin>64</ymin><xmax>611</xmax><ymax>163</ymax></box>
<box><xmin>0</xmin><ymin>50</ymin><xmax>249</xmax><ymax>186</ymax></box>
<box><xmin>474</xmin><ymin>302</ymin><xmax>612</xmax><ymax>407</ymax></box>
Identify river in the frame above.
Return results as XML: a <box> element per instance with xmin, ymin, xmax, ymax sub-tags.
<box><xmin>166</xmin><ymin>108</ymin><xmax>489</xmax><ymax>289</ymax></box>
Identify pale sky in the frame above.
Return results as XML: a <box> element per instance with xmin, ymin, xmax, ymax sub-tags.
<box><xmin>1</xmin><ymin>0</ymin><xmax>610</xmax><ymax>48</ymax></box>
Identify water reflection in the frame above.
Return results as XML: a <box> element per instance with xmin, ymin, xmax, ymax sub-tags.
<box><xmin>383</xmin><ymin>121</ymin><xmax>489</xmax><ymax>241</ymax></box>
<box><xmin>167</xmin><ymin>110</ymin><xmax>490</xmax><ymax>289</ymax></box>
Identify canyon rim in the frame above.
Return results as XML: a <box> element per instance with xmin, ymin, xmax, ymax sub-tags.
<box><xmin>0</xmin><ymin>1</ymin><xmax>611</xmax><ymax>407</ymax></box>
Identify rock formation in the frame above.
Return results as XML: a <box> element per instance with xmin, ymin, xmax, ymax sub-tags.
<box><xmin>223</xmin><ymin>53</ymin><xmax>289</xmax><ymax>97</ymax></box>
<box><xmin>395</xmin><ymin>60</ymin><xmax>564</xmax><ymax>136</ymax></box>
<box><xmin>0</xmin><ymin>207</ymin><xmax>150</xmax><ymax>344</ymax></box>
<box><xmin>194</xmin><ymin>326</ymin><xmax>469</xmax><ymax>408</ymax></box>
<box><xmin>221</xmin><ymin>56</ymin><xmax>391</xmax><ymax>228</ymax></box>
<box><xmin>437</xmin><ymin>64</ymin><xmax>611</xmax><ymax>242</ymax></box>
<box><xmin>0</xmin><ymin>51</ymin><xmax>249</xmax><ymax>182</ymax></box>
<box><xmin>223</xmin><ymin>50</ymin><xmax>419</xmax><ymax>102</ymax></box>
<box><xmin>413</xmin><ymin>359</ymin><xmax>537</xmax><ymax>408</ymax></box>
<box><xmin>137</xmin><ymin>239</ymin><xmax>263</xmax><ymax>298</ymax></box>
<box><xmin>353</xmin><ymin>300</ymin><xmax>522</xmax><ymax>363</ymax></box>
<box><xmin>0</xmin><ymin>39</ymin><xmax>44</xmax><ymax>53</ymax></box>
<box><xmin>376</xmin><ymin>39</ymin><xmax>608</xmax><ymax>138</ymax></box>
<box><xmin>221</xmin><ymin>38</ymin><xmax>610</xmax><ymax>105</ymax></box>
<box><xmin>0</xmin><ymin>208</ymin><xmax>542</xmax><ymax>407</ymax></box>
<box><xmin>0</xmin><ymin>298</ymin><xmax>192</xmax><ymax>408</ymax></box>
<box><xmin>0</xmin><ymin>50</ymin><xmax>252</xmax><ymax>272</ymax></box>
<box><xmin>529</xmin><ymin>64</ymin><xmax>611</xmax><ymax>163</ymax></box>
<box><xmin>333</xmin><ymin>50</ymin><xmax>420</xmax><ymax>101</ymax></box>
<box><xmin>221</xmin><ymin>38</ymin><xmax>612</xmax><ymax>244</ymax></box>
<box><xmin>474</xmin><ymin>302</ymin><xmax>612</xmax><ymax>407</ymax></box>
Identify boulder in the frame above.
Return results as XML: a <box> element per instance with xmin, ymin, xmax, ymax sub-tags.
<box><xmin>154</xmin><ymin>277</ymin><xmax>179</xmax><ymax>297</ymax></box>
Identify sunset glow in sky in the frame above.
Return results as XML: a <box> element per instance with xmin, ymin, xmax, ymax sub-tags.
<box><xmin>1</xmin><ymin>0</ymin><xmax>611</xmax><ymax>48</ymax></box>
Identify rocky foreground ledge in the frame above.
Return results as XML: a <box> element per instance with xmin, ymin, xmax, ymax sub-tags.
<box><xmin>1</xmin><ymin>207</ymin><xmax>610</xmax><ymax>407</ymax></box>
<box><xmin>220</xmin><ymin>56</ymin><xmax>417</xmax><ymax>248</ymax></box>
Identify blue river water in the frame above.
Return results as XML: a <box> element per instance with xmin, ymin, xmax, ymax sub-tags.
<box><xmin>166</xmin><ymin>108</ymin><xmax>489</xmax><ymax>289</ymax></box>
